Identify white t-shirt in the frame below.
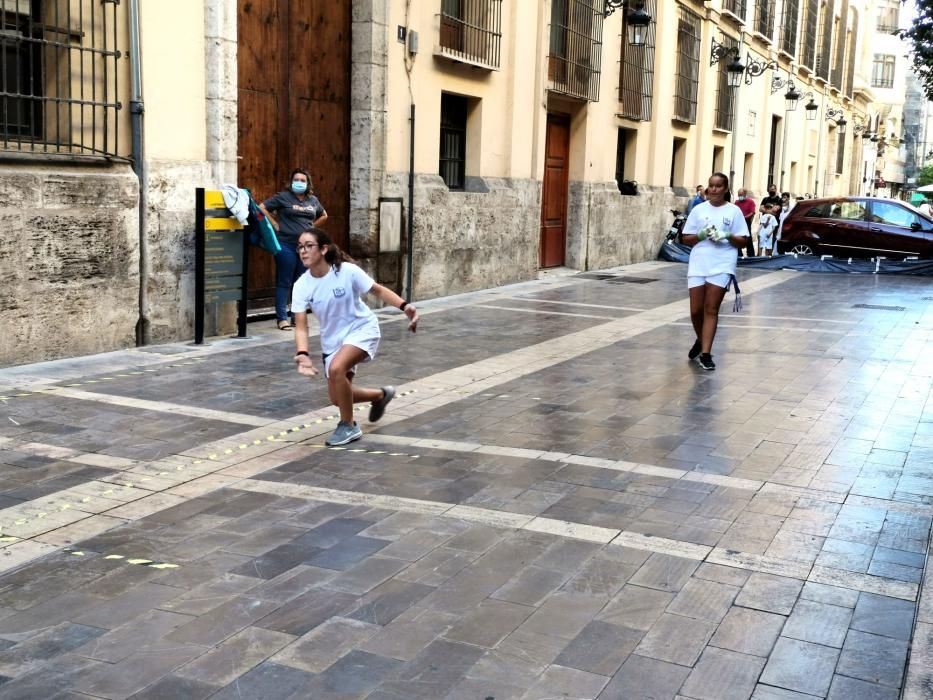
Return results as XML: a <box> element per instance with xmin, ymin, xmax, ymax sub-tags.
<box><xmin>758</xmin><ymin>213</ymin><xmax>778</xmax><ymax>238</ymax></box>
<box><xmin>683</xmin><ymin>201</ymin><xmax>747</xmax><ymax>277</ymax></box>
<box><xmin>291</xmin><ymin>262</ymin><xmax>380</xmax><ymax>355</ymax></box>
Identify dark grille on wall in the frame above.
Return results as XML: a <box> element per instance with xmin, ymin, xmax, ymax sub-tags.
<box><xmin>673</xmin><ymin>6</ymin><xmax>701</xmax><ymax>123</ymax></box>
<box><xmin>714</xmin><ymin>34</ymin><xmax>737</xmax><ymax>131</ymax></box>
<box><xmin>835</xmin><ymin>129</ymin><xmax>845</xmax><ymax>174</ymax></box>
<box><xmin>1</xmin><ymin>0</ymin><xmax>124</xmax><ymax>158</ymax></box>
<box><xmin>547</xmin><ymin>0</ymin><xmax>604</xmax><ymax>102</ymax></box>
<box><xmin>816</xmin><ymin>0</ymin><xmax>834</xmax><ymax>80</ymax></box>
<box><xmin>845</xmin><ymin>11</ymin><xmax>858</xmax><ymax>96</ymax></box>
<box><xmin>801</xmin><ymin>0</ymin><xmax>819</xmax><ymax>69</ymax></box>
<box><xmin>755</xmin><ymin>0</ymin><xmax>776</xmax><ymax>38</ymax></box>
<box><xmin>439</xmin><ymin>93</ymin><xmax>467</xmax><ymax>190</ymax></box>
<box><xmin>723</xmin><ymin>0</ymin><xmax>747</xmax><ymax>20</ymax></box>
<box><xmin>618</xmin><ymin>0</ymin><xmax>656</xmax><ymax>120</ymax></box>
<box><xmin>780</xmin><ymin>0</ymin><xmax>800</xmax><ymax>55</ymax></box>
<box><xmin>438</xmin><ymin>0</ymin><xmax>503</xmax><ymax>69</ymax></box>
<box><xmin>831</xmin><ymin>0</ymin><xmax>848</xmax><ymax>87</ymax></box>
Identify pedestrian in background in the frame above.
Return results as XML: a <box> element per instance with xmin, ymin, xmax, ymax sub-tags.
<box><xmin>685</xmin><ymin>185</ymin><xmax>705</xmax><ymax>215</ymax></box>
<box><xmin>735</xmin><ymin>187</ymin><xmax>757</xmax><ymax>257</ymax></box>
<box><xmin>260</xmin><ymin>168</ymin><xmax>328</xmax><ymax>330</ymax></box>
<box><xmin>291</xmin><ymin>227</ymin><xmax>418</xmax><ymax>447</ymax></box>
<box><xmin>681</xmin><ymin>172</ymin><xmax>748</xmax><ymax>371</ymax></box>
<box><xmin>758</xmin><ymin>203</ymin><xmax>779</xmax><ymax>256</ymax></box>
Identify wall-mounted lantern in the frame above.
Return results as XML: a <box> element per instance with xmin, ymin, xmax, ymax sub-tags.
<box><xmin>605</xmin><ymin>0</ymin><xmax>652</xmax><ymax>46</ymax></box>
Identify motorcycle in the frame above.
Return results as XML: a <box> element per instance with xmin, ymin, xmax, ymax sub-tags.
<box><xmin>666</xmin><ymin>209</ymin><xmax>687</xmax><ymax>242</ymax></box>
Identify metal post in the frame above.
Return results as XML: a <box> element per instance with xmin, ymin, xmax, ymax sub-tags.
<box><xmin>236</xmin><ymin>220</ymin><xmax>249</xmax><ymax>339</ymax></box>
<box><xmin>194</xmin><ymin>188</ymin><xmax>206</xmax><ymax>345</ymax></box>
<box><xmin>728</xmin><ymin>37</ymin><xmax>746</xmax><ymax>192</ymax></box>
<box><xmin>406</xmin><ymin>103</ymin><xmax>416</xmax><ymax>302</ymax></box>
<box><xmin>779</xmin><ymin>108</ymin><xmax>790</xmax><ymax>192</ymax></box>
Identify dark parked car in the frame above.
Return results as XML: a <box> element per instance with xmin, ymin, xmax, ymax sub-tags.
<box><xmin>777</xmin><ymin>196</ymin><xmax>933</xmax><ymax>259</ymax></box>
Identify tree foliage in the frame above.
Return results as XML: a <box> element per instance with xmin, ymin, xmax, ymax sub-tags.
<box><xmin>919</xmin><ymin>164</ymin><xmax>933</xmax><ymax>187</ymax></box>
<box><xmin>901</xmin><ymin>0</ymin><xmax>933</xmax><ymax>100</ymax></box>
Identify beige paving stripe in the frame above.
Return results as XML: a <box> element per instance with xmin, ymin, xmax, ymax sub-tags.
<box><xmin>474</xmin><ymin>304</ymin><xmax>618</xmax><ymax>321</ymax></box>
<box><xmin>808</xmin><ymin>565</ymin><xmax>919</xmax><ymax>602</ymax></box>
<box><xmin>39</xmin><ymin>387</ymin><xmax>274</xmax><ymax>426</ymax></box>
<box><xmin>669</xmin><ymin>321</ymin><xmax>848</xmax><ymax>334</ymax></box>
<box><xmin>503</xmin><ymin>297</ymin><xmax>647</xmax><ymax>312</ymax></box>
<box><xmin>367</xmin><ymin>434</ymin><xmax>764</xmax><ymax>492</ymax></box>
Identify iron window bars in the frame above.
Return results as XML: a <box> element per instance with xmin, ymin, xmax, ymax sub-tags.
<box><xmin>618</xmin><ymin>0</ymin><xmax>656</xmax><ymax>120</ymax></box>
<box><xmin>815</xmin><ymin>0</ymin><xmax>834</xmax><ymax>81</ymax></box>
<box><xmin>438</xmin><ymin>0</ymin><xmax>502</xmax><ymax>70</ymax></box>
<box><xmin>830</xmin><ymin>0</ymin><xmax>848</xmax><ymax>88</ymax></box>
<box><xmin>548</xmin><ymin>0</ymin><xmax>604</xmax><ymax>102</ymax></box>
<box><xmin>845</xmin><ymin>10</ymin><xmax>857</xmax><ymax>96</ymax></box>
<box><xmin>800</xmin><ymin>0</ymin><xmax>819</xmax><ymax>70</ymax></box>
<box><xmin>723</xmin><ymin>0</ymin><xmax>747</xmax><ymax>22</ymax></box>
<box><xmin>1</xmin><ymin>0</ymin><xmax>123</xmax><ymax>159</ymax></box>
<box><xmin>714</xmin><ymin>34</ymin><xmax>737</xmax><ymax>131</ymax></box>
<box><xmin>673</xmin><ymin>5</ymin><xmax>701</xmax><ymax>124</ymax></box>
<box><xmin>439</xmin><ymin>93</ymin><xmax>467</xmax><ymax>190</ymax></box>
<box><xmin>871</xmin><ymin>54</ymin><xmax>895</xmax><ymax>88</ymax></box>
<box><xmin>876</xmin><ymin>4</ymin><xmax>898</xmax><ymax>33</ymax></box>
<box><xmin>754</xmin><ymin>0</ymin><xmax>776</xmax><ymax>39</ymax></box>
<box><xmin>835</xmin><ymin>129</ymin><xmax>845</xmax><ymax>174</ymax></box>
<box><xmin>780</xmin><ymin>0</ymin><xmax>800</xmax><ymax>56</ymax></box>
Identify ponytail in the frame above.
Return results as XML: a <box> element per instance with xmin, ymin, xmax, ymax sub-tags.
<box><xmin>306</xmin><ymin>227</ymin><xmax>354</xmax><ymax>270</ymax></box>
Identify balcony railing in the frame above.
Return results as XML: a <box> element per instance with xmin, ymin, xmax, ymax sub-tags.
<box><xmin>547</xmin><ymin>0</ymin><xmax>604</xmax><ymax>102</ymax></box>
<box><xmin>436</xmin><ymin>0</ymin><xmax>503</xmax><ymax>70</ymax></box>
<box><xmin>723</xmin><ymin>0</ymin><xmax>747</xmax><ymax>21</ymax></box>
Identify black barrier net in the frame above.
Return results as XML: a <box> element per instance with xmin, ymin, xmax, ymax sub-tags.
<box><xmin>657</xmin><ymin>241</ymin><xmax>933</xmax><ymax>276</ymax></box>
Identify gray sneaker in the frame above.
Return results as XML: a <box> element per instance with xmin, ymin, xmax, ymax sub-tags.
<box><xmin>325</xmin><ymin>421</ymin><xmax>362</xmax><ymax>446</ymax></box>
<box><xmin>368</xmin><ymin>386</ymin><xmax>396</xmax><ymax>423</ymax></box>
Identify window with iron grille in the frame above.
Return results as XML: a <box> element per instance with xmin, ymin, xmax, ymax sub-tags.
<box><xmin>780</xmin><ymin>0</ymin><xmax>800</xmax><ymax>55</ymax></box>
<box><xmin>547</xmin><ymin>0</ymin><xmax>604</xmax><ymax>102</ymax></box>
<box><xmin>1</xmin><ymin>0</ymin><xmax>124</xmax><ymax>159</ymax></box>
<box><xmin>835</xmin><ymin>129</ymin><xmax>845</xmax><ymax>174</ymax></box>
<box><xmin>800</xmin><ymin>0</ymin><xmax>819</xmax><ymax>70</ymax></box>
<box><xmin>439</xmin><ymin>93</ymin><xmax>467</xmax><ymax>190</ymax></box>
<box><xmin>815</xmin><ymin>0</ymin><xmax>834</xmax><ymax>80</ymax></box>
<box><xmin>673</xmin><ymin>6</ymin><xmax>700</xmax><ymax>124</ymax></box>
<box><xmin>845</xmin><ymin>11</ymin><xmax>857</xmax><ymax>96</ymax></box>
<box><xmin>438</xmin><ymin>0</ymin><xmax>502</xmax><ymax>69</ymax></box>
<box><xmin>618</xmin><ymin>0</ymin><xmax>656</xmax><ymax>121</ymax></box>
<box><xmin>723</xmin><ymin>0</ymin><xmax>747</xmax><ymax>21</ymax></box>
<box><xmin>755</xmin><ymin>0</ymin><xmax>776</xmax><ymax>38</ymax></box>
<box><xmin>830</xmin><ymin>0</ymin><xmax>848</xmax><ymax>88</ymax></box>
<box><xmin>714</xmin><ymin>35</ymin><xmax>737</xmax><ymax>131</ymax></box>
<box><xmin>876</xmin><ymin>4</ymin><xmax>898</xmax><ymax>32</ymax></box>
<box><xmin>871</xmin><ymin>54</ymin><xmax>895</xmax><ymax>88</ymax></box>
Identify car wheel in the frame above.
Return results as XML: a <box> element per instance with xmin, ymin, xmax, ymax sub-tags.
<box><xmin>789</xmin><ymin>243</ymin><xmax>815</xmax><ymax>256</ymax></box>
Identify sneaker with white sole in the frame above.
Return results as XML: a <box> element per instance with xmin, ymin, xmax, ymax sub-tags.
<box><xmin>688</xmin><ymin>339</ymin><xmax>701</xmax><ymax>360</ymax></box>
<box><xmin>325</xmin><ymin>421</ymin><xmax>363</xmax><ymax>446</ymax></box>
<box><xmin>369</xmin><ymin>386</ymin><xmax>396</xmax><ymax>423</ymax></box>
<box><xmin>695</xmin><ymin>353</ymin><xmax>716</xmax><ymax>370</ymax></box>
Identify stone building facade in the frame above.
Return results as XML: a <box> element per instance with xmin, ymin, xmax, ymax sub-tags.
<box><xmin>0</xmin><ymin>0</ymin><xmax>878</xmax><ymax>366</ymax></box>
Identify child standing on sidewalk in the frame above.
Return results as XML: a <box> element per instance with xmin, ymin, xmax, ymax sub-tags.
<box><xmin>758</xmin><ymin>203</ymin><xmax>779</xmax><ymax>256</ymax></box>
<box><xmin>290</xmin><ymin>227</ymin><xmax>418</xmax><ymax>447</ymax></box>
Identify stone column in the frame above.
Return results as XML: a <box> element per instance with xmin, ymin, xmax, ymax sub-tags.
<box><xmin>205</xmin><ymin>0</ymin><xmax>238</xmax><ymax>184</ymax></box>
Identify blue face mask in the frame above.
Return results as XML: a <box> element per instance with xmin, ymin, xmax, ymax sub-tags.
<box><xmin>291</xmin><ymin>180</ymin><xmax>308</xmax><ymax>194</ymax></box>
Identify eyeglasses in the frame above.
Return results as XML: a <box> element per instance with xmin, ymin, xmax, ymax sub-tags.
<box><xmin>296</xmin><ymin>243</ymin><xmax>319</xmax><ymax>252</ymax></box>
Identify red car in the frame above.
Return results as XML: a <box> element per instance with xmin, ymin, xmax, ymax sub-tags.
<box><xmin>777</xmin><ymin>196</ymin><xmax>933</xmax><ymax>259</ymax></box>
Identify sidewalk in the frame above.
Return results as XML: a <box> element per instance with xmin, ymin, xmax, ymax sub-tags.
<box><xmin>0</xmin><ymin>260</ymin><xmax>931</xmax><ymax>699</ymax></box>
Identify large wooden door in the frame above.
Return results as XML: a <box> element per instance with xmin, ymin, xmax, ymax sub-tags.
<box><xmin>540</xmin><ymin>114</ymin><xmax>570</xmax><ymax>268</ymax></box>
<box><xmin>237</xmin><ymin>0</ymin><xmax>351</xmax><ymax>306</ymax></box>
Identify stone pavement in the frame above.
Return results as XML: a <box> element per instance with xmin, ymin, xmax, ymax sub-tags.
<box><xmin>0</xmin><ymin>260</ymin><xmax>931</xmax><ymax>699</ymax></box>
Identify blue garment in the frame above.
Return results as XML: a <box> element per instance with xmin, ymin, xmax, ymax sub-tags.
<box><xmin>685</xmin><ymin>194</ymin><xmax>704</xmax><ymax>215</ymax></box>
<box><xmin>274</xmin><ymin>244</ymin><xmax>305</xmax><ymax>321</ymax></box>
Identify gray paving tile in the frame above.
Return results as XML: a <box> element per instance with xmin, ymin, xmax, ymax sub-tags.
<box><xmin>272</xmin><ymin>616</ymin><xmax>380</xmax><ymax>673</ymax></box>
<box><xmin>0</xmin><ymin>622</ymin><xmax>104</xmax><ymax>677</ymax></box>
<box><xmin>781</xmin><ymin>599</ymin><xmax>852</xmax><ymax>648</ymax></box>
<box><xmin>359</xmin><ymin>608</ymin><xmax>456</xmax><ymax>662</ymax></box>
<box><xmin>750</xmin><ymin>687</ymin><xmax>820</xmax><ymax>700</ymax></box>
<box><xmin>72</xmin><ymin>645</ymin><xmax>205</xmax><ymax>699</ymax></box>
<box><xmin>253</xmin><ymin>588</ymin><xmax>358</xmax><ymax>637</ymax></box>
<box><xmin>379</xmin><ymin>639</ymin><xmax>484</xmax><ymax>699</ymax></box>
<box><xmin>826</xmin><ymin>674</ymin><xmax>900</xmax><ymax>700</ymax></box>
<box><xmin>519</xmin><ymin>664</ymin><xmax>609</xmax><ymax>699</ymax></box>
<box><xmin>850</xmin><ymin>591</ymin><xmax>915</xmax><ymax>640</ymax></box>
<box><xmin>634</xmin><ymin>612</ymin><xmax>716</xmax><ymax>666</ymax></box>
<box><xmin>667</xmin><ymin>578</ymin><xmax>739</xmax><ymax>623</ymax></box>
<box><xmin>799</xmin><ymin>581</ymin><xmax>859</xmax><ymax>608</ymax></box>
<box><xmin>443</xmin><ymin>599</ymin><xmax>534</xmax><ymax>648</ymax></box>
<box><xmin>628</xmin><ymin>553</ymin><xmax>700</xmax><ymax>593</ymax></box>
<box><xmin>835</xmin><ymin>629</ymin><xmax>908</xmax><ymax>688</ymax></box>
<box><xmin>348</xmin><ymin>580</ymin><xmax>435</xmax><ymax>626</ymax></box>
<box><xmin>174</xmin><ymin>626</ymin><xmax>296</xmax><ymax>687</ymax></box>
<box><xmin>710</xmin><ymin>607</ymin><xmax>786</xmax><ymax>658</ymax></box>
<box><xmin>598</xmin><ymin>653</ymin><xmax>692</xmax><ymax>700</ymax></box>
<box><xmin>598</xmin><ymin>583</ymin><xmax>675</xmax><ymax>631</ymax></box>
<box><xmin>518</xmin><ymin>592</ymin><xmax>606</xmax><ymax>640</ymax></box>
<box><xmin>734</xmin><ymin>573</ymin><xmax>804</xmax><ymax>615</ymax></box>
<box><xmin>491</xmin><ymin>565</ymin><xmax>570</xmax><ymax>606</ymax></box>
<box><xmin>680</xmin><ymin>647</ymin><xmax>767</xmax><ymax>700</ymax></box>
<box><xmin>553</xmin><ymin>620</ymin><xmax>642</xmax><ymax>676</ymax></box>
<box><xmin>127</xmin><ymin>675</ymin><xmax>220</xmax><ymax>700</ymax></box>
<box><xmin>759</xmin><ymin>637</ymin><xmax>840</xmax><ymax>697</ymax></box>
<box><xmin>306</xmin><ymin>536</ymin><xmax>390</xmax><ymax>571</ymax></box>
<box><xmin>167</xmin><ymin>596</ymin><xmax>282</xmax><ymax>646</ymax></box>
<box><xmin>208</xmin><ymin>661</ymin><xmax>317</xmax><ymax>700</ymax></box>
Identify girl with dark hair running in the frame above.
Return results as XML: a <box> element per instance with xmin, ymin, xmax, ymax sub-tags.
<box><xmin>681</xmin><ymin>172</ymin><xmax>748</xmax><ymax>371</ymax></box>
<box><xmin>260</xmin><ymin>168</ymin><xmax>328</xmax><ymax>330</ymax></box>
<box><xmin>291</xmin><ymin>227</ymin><xmax>418</xmax><ymax>446</ymax></box>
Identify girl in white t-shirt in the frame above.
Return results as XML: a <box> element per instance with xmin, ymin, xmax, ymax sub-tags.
<box><xmin>681</xmin><ymin>172</ymin><xmax>748</xmax><ymax>371</ymax></box>
<box><xmin>290</xmin><ymin>228</ymin><xmax>419</xmax><ymax>446</ymax></box>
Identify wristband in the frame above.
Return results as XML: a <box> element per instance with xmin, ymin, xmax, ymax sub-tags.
<box><xmin>399</xmin><ymin>301</ymin><xmax>409</xmax><ymax>311</ymax></box>
<box><xmin>295</xmin><ymin>350</ymin><xmax>309</xmax><ymax>357</ymax></box>
<box><xmin>697</xmin><ymin>231</ymin><xmax>707</xmax><ymax>241</ymax></box>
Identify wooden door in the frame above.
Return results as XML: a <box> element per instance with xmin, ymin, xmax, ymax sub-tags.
<box><xmin>540</xmin><ymin>114</ymin><xmax>569</xmax><ymax>268</ymax></box>
<box><xmin>237</xmin><ymin>0</ymin><xmax>351</xmax><ymax>307</ymax></box>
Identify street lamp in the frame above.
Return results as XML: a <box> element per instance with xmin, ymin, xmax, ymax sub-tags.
<box><xmin>784</xmin><ymin>83</ymin><xmax>801</xmax><ymax>111</ymax></box>
<box><xmin>604</xmin><ymin>0</ymin><xmax>652</xmax><ymax>46</ymax></box>
<box><xmin>804</xmin><ymin>94</ymin><xmax>818</xmax><ymax>120</ymax></box>
<box><xmin>826</xmin><ymin>106</ymin><xmax>846</xmax><ymax>132</ymax></box>
<box><xmin>710</xmin><ymin>38</ymin><xmax>746</xmax><ymax>88</ymax></box>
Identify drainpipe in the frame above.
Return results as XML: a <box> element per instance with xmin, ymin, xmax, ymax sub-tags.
<box><xmin>406</xmin><ymin>103</ymin><xmax>415</xmax><ymax>302</ymax></box>
<box><xmin>128</xmin><ymin>0</ymin><xmax>150</xmax><ymax>346</ymax></box>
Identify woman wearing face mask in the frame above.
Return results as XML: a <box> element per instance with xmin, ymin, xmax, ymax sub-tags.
<box><xmin>259</xmin><ymin>169</ymin><xmax>329</xmax><ymax>330</ymax></box>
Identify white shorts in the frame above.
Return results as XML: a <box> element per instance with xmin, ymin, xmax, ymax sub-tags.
<box><xmin>759</xmin><ymin>235</ymin><xmax>774</xmax><ymax>249</ymax></box>
<box><xmin>688</xmin><ymin>273</ymin><xmax>731</xmax><ymax>289</ymax></box>
<box><xmin>322</xmin><ymin>330</ymin><xmax>380</xmax><ymax>378</ymax></box>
